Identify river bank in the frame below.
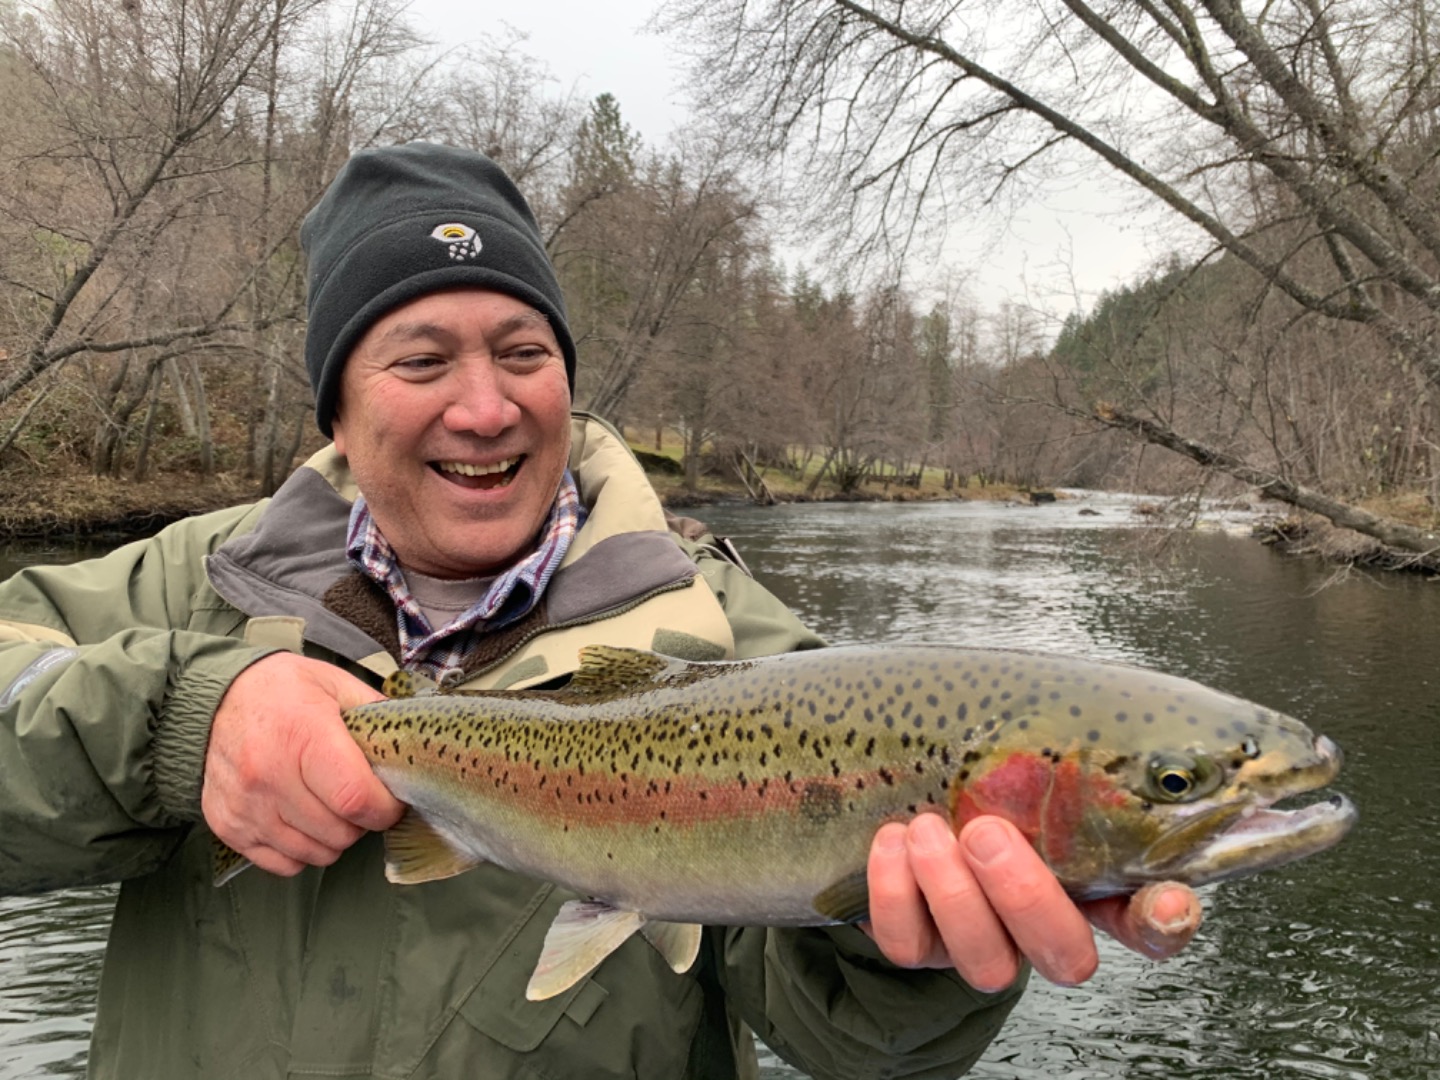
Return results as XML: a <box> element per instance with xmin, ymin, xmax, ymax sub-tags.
<box><xmin>3</xmin><ymin>458</ymin><xmax>1434</xmax><ymax>579</ymax></box>
<box><xmin>0</xmin><ymin>456</ymin><xmax>1028</xmax><ymax>542</ymax></box>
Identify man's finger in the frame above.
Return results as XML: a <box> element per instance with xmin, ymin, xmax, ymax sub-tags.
<box><xmin>1083</xmin><ymin>882</ymin><xmax>1202</xmax><ymax>959</ymax></box>
<box><xmin>297</xmin><ymin>721</ymin><xmax>405</xmax><ymax>832</ymax></box>
<box><xmin>277</xmin><ymin>795</ymin><xmax>367</xmax><ymax>855</ymax></box>
<box><xmin>957</xmin><ymin>817</ymin><xmax>1098</xmax><ymax>987</ymax></box>
<box><xmin>907</xmin><ymin>813</ymin><xmax>1021</xmax><ymax>991</ymax></box>
<box><xmin>864</xmin><ymin>822</ymin><xmax>945</xmax><ymax>968</ymax></box>
<box><xmin>239</xmin><ymin>842</ymin><xmax>315</xmax><ymax>879</ymax></box>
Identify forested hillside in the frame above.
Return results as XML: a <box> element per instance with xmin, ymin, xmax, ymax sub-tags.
<box><xmin>3</xmin><ymin>0</ymin><xmax>1439</xmax><ymax>563</ymax></box>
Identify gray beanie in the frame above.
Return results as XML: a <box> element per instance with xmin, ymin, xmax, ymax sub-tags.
<box><xmin>301</xmin><ymin>143</ymin><xmax>575</xmax><ymax>436</ymax></box>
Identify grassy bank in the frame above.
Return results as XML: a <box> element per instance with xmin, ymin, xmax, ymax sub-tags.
<box><xmin>0</xmin><ymin>440</ymin><xmax>1030</xmax><ymax>542</ymax></box>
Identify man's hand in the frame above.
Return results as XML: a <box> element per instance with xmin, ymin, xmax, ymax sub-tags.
<box><xmin>864</xmin><ymin>814</ymin><xmax>1202</xmax><ymax>991</ymax></box>
<box><xmin>202</xmin><ymin>653</ymin><xmax>405</xmax><ymax>877</ymax></box>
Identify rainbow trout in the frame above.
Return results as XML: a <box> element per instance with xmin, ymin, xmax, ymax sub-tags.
<box><xmin>216</xmin><ymin>644</ymin><xmax>1356</xmax><ymax>1000</ymax></box>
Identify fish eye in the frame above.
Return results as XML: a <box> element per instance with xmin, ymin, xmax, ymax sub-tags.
<box><xmin>1146</xmin><ymin>752</ymin><xmax>1220</xmax><ymax>802</ymax></box>
<box><xmin>1240</xmin><ymin>735</ymin><xmax>1261</xmax><ymax>759</ymax></box>
<box><xmin>1156</xmin><ymin>768</ymin><xmax>1194</xmax><ymax>796</ymax></box>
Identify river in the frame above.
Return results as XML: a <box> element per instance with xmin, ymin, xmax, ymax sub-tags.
<box><xmin>1</xmin><ymin>495</ymin><xmax>1437</xmax><ymax>1078</ymax></box>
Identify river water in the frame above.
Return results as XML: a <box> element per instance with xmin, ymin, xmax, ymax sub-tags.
<box><xmin>1</xmin><ymin>495</ymin><xmax>1437</xmax><ymax>1078</ymax></box>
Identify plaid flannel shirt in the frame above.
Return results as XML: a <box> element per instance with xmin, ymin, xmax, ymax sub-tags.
<box><xmin>346</xmin><ymin>470</ymin><xmax>583</xmax><ymax>680</ymax></box>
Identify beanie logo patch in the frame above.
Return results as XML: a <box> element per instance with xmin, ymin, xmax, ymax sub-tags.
<box><xmin>430</xmin><ymin>222</ymin><xmax>482</xmax><ymax>261</ymax></box>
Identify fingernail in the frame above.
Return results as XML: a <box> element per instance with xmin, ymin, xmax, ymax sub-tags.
<box><xmin>963</xmin><ymin>820</ymin><xmax>1010</xmax><ymax>865</ymax></box>
<box><xmin>1148</xmin><ymin>888</ymin><xmax>1194</xmax><ymax>928</ymax></box>
<box><xmin>876</xmin><ymin>826</ymin><xmax>906</xmax><ymax>854</ymax></box>
<box><xmin>908</xmin><ymin>813</ymin><xmax>950</xmax><ymax>854</ymax></box>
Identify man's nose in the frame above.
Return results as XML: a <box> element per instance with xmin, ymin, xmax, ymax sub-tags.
<box><xmin>442</xmin><ymin>361</ymin><xmax>520</xmax><ymax>436</ymax></box>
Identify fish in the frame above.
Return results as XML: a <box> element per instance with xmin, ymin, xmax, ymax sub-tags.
<box><xmin>213</xmin><ymin>644</ymin><xmax>1357</xmax><ymax>1000</ymax></box>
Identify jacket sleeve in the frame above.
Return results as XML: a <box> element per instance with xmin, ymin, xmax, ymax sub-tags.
<box><xmin>691</xmin><ymin>543</ymin><xmax>1027</xmax><ymax>1080</ymax></box>
<box><xmin>0</xmin><ymin>506</ymin><xmax>275</xmax><ymax>896</ymax></box>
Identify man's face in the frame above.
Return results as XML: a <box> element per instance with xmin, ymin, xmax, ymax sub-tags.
<box><xmin>332</xmin><ymin>287</ymin><xmax>572</xmax><ymax>579</ymax></box>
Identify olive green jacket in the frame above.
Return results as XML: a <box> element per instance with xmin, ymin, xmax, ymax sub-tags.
<box><xmin>0</xmin><ymin>414</ymin><xmax>1023</xmax><ymax>1080</ymax></box>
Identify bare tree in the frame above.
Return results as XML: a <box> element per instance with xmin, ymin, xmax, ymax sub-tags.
<box><xmin>662</xmin><ymin>0</ymin><xmax>1440</xmax><ymax>556</ymax></box>
<box><xmin>556</xmin><ymin>117</ymin><xmax>760</xmax><ymax>421</ymax></box>
<box><xmin>0</xmin><ymin>0</ymin><xmax>435</xmax><ymax>487</ymax></box>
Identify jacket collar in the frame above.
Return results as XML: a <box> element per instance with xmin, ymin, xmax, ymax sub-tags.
<box><xmin>206</xmin><ymin>413</ymin><xmax>697</xmax><ymax>667</ymax></box>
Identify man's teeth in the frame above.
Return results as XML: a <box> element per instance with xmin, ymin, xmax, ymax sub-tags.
<box><xmin>438</xmin><ymin>458</ymin><xmax>518</xmax><ymax>477</ymax></box>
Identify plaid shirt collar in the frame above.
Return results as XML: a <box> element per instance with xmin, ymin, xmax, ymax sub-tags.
<box><xmin>346</xmin><ymin>469</ymin><xmax>583</xmax><ymax>679</ymax></box>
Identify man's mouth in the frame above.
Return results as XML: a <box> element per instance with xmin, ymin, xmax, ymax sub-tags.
<box><xmin>434</xmin><ymin>456</ymin><xmax>523</xmax><ymax>490</ymax></box>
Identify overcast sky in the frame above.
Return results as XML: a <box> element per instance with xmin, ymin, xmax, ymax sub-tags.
<box><xmin>401</xmin><ymin>0</ymin><xmax>1173</xmax><ymax>323</ymax></box>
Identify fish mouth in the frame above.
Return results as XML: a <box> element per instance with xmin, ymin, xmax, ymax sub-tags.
<box><xmin>1137</xmin><ymin>735</ymin><xmax>1358</xmax><ymax>886</ymax></box>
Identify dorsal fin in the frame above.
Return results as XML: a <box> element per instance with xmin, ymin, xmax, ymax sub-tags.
<box><xmin>568</xmin><ymin>646</ymin><xmax>673</xmax><ymax>695</ymax></box>
<box><xmin>382</xmin><ymin>670</ymin><xmax>439</xmax><ymax>699</ymax></box>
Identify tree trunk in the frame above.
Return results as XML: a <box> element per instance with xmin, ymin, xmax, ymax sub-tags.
<box><xmin>1095</xmin><ymin>403</ymin><xmax>1440</xmax><ymax>557</ymax></box>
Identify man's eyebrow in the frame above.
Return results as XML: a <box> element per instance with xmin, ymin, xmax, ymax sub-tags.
<box><xmin>489</xmin><ymin>311</ymin><xmax>553</xmax><ymax>335</ymax></box>
<box><xmin>371</xmin><ymin>320</ymin><xmax>451</xmax><ymax>346</ymax></box>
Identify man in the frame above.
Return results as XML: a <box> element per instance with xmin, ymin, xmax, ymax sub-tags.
<box><xmin>0</xmin><ymin>144</ymin><xmax>1198</xmax><ymax>1079</ymax></box>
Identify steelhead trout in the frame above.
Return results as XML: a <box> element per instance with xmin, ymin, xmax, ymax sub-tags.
<box><xmin>215</xmin><ymin>644</ymin><xmax>1356</xmax><ymax>1000</ymax></box>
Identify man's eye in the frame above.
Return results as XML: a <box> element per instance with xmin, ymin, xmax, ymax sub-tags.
<box><xmin>394</xmin><ymin>355</ymin><xmax>443</xmax><ymax>372</ymax></box>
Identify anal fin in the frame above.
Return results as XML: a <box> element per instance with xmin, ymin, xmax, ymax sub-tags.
<box><xmin>527</xmin><ymin>900</ymin><xmax>646</xmax><ymax>1001</ymax></box>
<box><xmin>382</xmin><ymin>809</ymin><xmax>485</xmax><ymax>884</ymax></box>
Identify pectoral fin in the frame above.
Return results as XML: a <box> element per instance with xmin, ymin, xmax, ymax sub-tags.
<box><xmin>382</xmin><ymin>809</ymin><xmax>485</xmax><ymax>884</ymax></box>
<box><xmin>640</xmin><ymin>920</ymin><xmax>704</xmax><ymax>974</ymax></box>
<box><xmin>812</xmin><ymin>869</ymin><xmax>871</xmax><ymax>923</ymax></box>
<box><xmin>527</xmin><ymin>900</ymin><xmax>646</xmax><ymax>1001</ymax></box>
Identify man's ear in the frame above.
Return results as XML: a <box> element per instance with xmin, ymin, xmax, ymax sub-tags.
<box><xmin>331</xmin><ymin>409</ymin><xmax>347</xmax><ymax>455</ymax></box>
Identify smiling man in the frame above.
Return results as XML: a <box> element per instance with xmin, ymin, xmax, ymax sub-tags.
<box><xmin>0</xmin><ymin>144</ymin><xmax>1199</xmax><ymax>1080</ymax></box>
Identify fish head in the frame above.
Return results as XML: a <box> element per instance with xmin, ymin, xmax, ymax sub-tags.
<box><xmin>948</xmin><ymin>663</ymin><xmax>1357</xmax><ymax>899</ymax></box>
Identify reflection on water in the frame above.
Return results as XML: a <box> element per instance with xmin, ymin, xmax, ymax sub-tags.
<box><xmin>0</xmin><ymin>888</ymin><xmax>113</xmax><ymax>1078</ymax></box>
<box><xmin>2</xmin><ymin>496</ymin><xmax>1438</xmax><ymax>1078</ymax></box>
